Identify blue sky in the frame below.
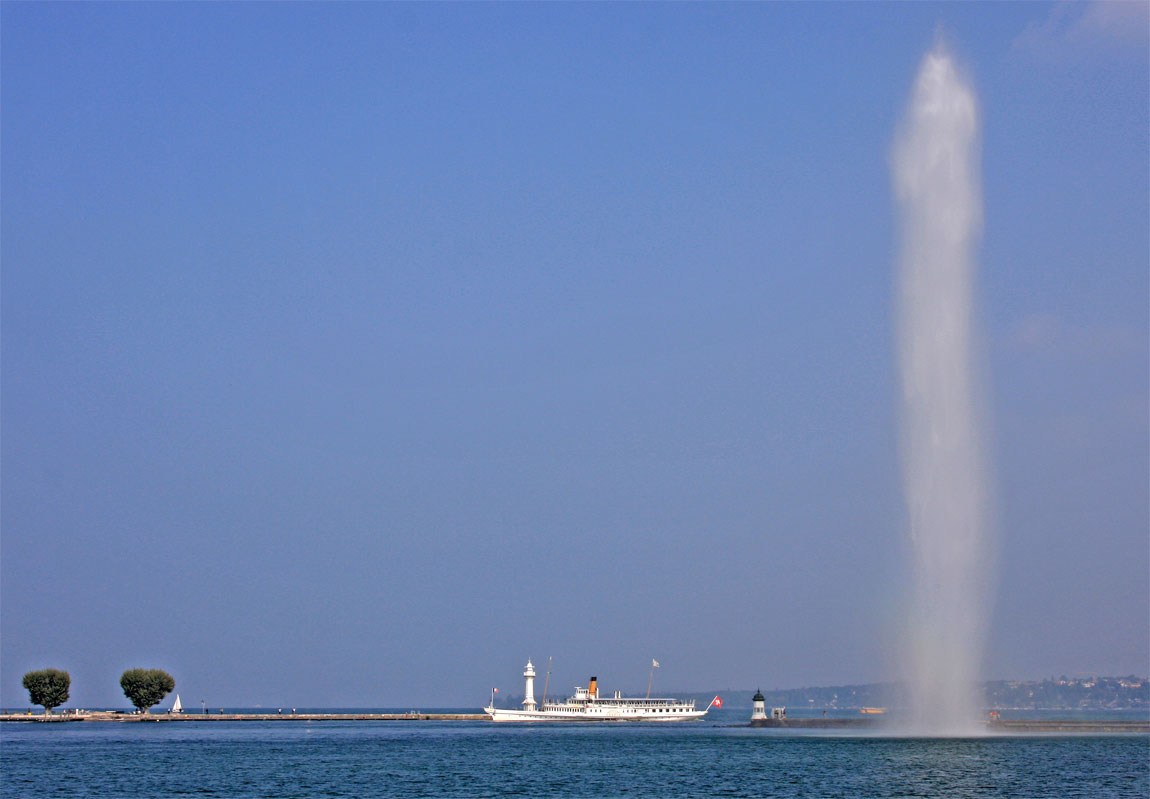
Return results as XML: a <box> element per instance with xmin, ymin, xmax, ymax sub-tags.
<box><xmin>2</xmin><ymin>2</ymin><xmax>1146</xmax><ymax>708</ymax></box>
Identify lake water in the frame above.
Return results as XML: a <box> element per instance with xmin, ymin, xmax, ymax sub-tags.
<box><xmin>3</xmin><ymin>715</ymin><xmax>1147</xmax><ymax>798</ymax></box>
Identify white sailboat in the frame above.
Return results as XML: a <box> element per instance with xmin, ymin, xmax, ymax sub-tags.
<box><xmin>170</xmin><ymin>694</ymin><xmax>183</xmax><ymax>713</ymax></box>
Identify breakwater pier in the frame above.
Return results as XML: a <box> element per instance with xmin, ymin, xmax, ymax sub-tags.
<box><xmin>748</xmin><ymin>718</ymin><xmax>879</xmax><ymax>729</ymax></box>
<box><xmin>0</xmin><ymin>711</ymin><xmax>488</xmax><ymax>723</ymax></box>
<box><xmin>744</xmin><ymin>717</ymin><xmax>1149</xmax><ymax>733</ymax></box>
<box><xmin>986</xmin><ymin>718</ymin><xmax>1149</xmax><ymax>734</ymax></box>
<box><xmin>3</xmin><ymin>712</ymin><xmax>1146</xmax><ymax>732</ymax></box>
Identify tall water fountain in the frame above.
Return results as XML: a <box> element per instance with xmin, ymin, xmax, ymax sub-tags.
<box><xmin>892</xmin><ymin>42</ymin><xmax>991</xmax><ymax>735</ymax></box>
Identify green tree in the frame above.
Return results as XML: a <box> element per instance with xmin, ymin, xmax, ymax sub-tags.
<box><xmin>119</xmin><ymin>668</ymin><xmax>175</xmax><ymax>714</ymax></box>
<box><xmin>22</xmin><ymin>668</ymin><xmax>71</xmax><ymax>715</ymax></box>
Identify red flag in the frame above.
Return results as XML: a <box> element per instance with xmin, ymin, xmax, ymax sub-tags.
<box><xmin>711</xmin><ymin>696</ymin><xmax>722</xmax><ymax>708</ymax></box>
<box><xmin>493</xmin><ymin>688</ymin><xmax>499</xmax><ymax>693</ymax></box>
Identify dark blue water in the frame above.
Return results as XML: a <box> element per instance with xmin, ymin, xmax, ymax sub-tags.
<box><xmin>3</xmin><ymin>719</ymin><xmax>1147</xmax><ymax>798</ymax></box>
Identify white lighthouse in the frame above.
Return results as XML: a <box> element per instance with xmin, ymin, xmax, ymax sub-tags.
<box><xmin>751</xmin><ymin>689</ymin><xmax>767</xmax><ymax>721</ymax></box>
<box><xmin>522</xmin><ymin>659</ymin><xmax>537</xmax><ymax>711</ymax></box>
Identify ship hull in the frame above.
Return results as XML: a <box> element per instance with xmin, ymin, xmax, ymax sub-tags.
<box><xmin>484</xmin><ymin>706</ymin><xmax>707</xmax><ymax>722</ymax></box>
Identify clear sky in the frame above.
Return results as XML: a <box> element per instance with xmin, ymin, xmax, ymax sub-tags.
<box><xmin>2</xmin><ymin>2</ymin><xmax>1146</xmax><ymax>708</ymax></box>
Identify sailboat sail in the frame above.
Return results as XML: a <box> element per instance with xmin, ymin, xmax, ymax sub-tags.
<box><xmin>171</xmin><ymin>694</ymin><xmax>183</xmax><ymax>713</ymax></box>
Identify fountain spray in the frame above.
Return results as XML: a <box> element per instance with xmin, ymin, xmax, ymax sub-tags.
<box><xmin>893</xmin><ymin>41</ymin><xmax>991</xmax><ymax>735</ymax></box>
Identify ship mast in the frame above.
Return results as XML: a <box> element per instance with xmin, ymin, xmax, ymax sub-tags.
<box><xmin>541</xmin><ymin>657</ymin><xmax>552</xmax><ymax>707</ymax></box>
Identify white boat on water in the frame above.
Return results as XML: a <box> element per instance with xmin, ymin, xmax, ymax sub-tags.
<box><xmin>170</xmin><ymin>694</ymin><xmax>183</xmax><ymax>714</ymax></box>
<box><xmin>485</xmin><ymin>659</ymin><xmax>720</xmax><ymax>722</ymax></box>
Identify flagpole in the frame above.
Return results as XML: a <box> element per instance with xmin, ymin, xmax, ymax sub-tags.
<box><xmin>646</xmin><ymin>660</ymin><xmax>655</xmax><ymax>700</ymax></box>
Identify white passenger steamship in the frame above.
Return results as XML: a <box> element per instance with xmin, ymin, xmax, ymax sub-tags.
<box><xmin>484</xmin><ymin>659</ymin><xmax>720</xmax><ymax>722</ymax></box>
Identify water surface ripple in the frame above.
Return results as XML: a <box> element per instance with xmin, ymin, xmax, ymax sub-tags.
<box><xmin>3</xmin><ymin>721</ymin><xmax>1147</xmax><ymax>798</ymax></box>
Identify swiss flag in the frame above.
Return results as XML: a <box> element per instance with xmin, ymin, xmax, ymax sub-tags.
<box><xmin>711</xmin><ymin>696</ymin><xmax>722</xmax><ymax>708</ymax></box>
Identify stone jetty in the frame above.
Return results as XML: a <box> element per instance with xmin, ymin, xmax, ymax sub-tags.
<box><xmin>0</xmin><ymin>711</ymin><xmax>488</xmax><ymax>722</ymax></box>
<box><xmin>743</xmin><ymin>717</ymin><xmax>1148</xmax><ymax>733</ymax></box>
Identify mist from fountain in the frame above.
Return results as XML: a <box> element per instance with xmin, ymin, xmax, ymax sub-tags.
<box><xmin>892</xmin><ymin>41</ymin><xmax>991</xmax><ymax>736</ymax></box>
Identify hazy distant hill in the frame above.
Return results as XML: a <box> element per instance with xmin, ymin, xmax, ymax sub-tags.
<box><xmin>499</xmin><ymin>677</ymin><xmax>1147</xmax><ymax>711</ymax></box>
<box><xmin>682</xmin><ymin>676</ymin><xmax>1148</xmax><ymax>711</ymax></box>
<box><xmin>983</xmin><ymin>676</ymin><xmax>1147</xmax><ymax>711</ymax></box>
<box><xmin>676</xmin><ymin>684</ymin><xmax>895</xmax><ymax>711</ymax></box>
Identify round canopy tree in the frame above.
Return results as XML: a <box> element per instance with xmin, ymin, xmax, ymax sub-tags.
<box><xmin>119</xmin><ymin>668</ymin><xmax>175</xmax><ymax>714</ymax></box>
<box><xmin>22</xmin><ymin>668</ymin><xmax>70</xmax><ymax>715</ymax></box>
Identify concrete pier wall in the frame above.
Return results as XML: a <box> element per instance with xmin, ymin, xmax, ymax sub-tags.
<box><xmin>749</xmin><ymin>718</ymin><xmax>879</xmax><ymax>729</ymax></box>
<box><xmin>746</xmin><ymin>717</ymin><xmax>1149</xmax><ymax>733</ymax></box>
<box><xmin>0</xmin><ymin>712</ymin><xmax>488</xmax><ymax>723</ymax></box>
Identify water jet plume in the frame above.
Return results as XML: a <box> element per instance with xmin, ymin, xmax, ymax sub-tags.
<box><xmin>892</xmin><ymin>41</ymin><xmax>991</xmax><ymax>736</ymax></box>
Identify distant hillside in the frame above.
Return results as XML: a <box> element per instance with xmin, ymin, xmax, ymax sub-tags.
<box><xmin>498</xmin><ymin>677</ymin><xmax>1148</xmax><ymax>711</ymax></box>
<box><xmin>677</xmin><ymin>684</ymin><xmax>896</xmax><ymax>711</ymax></box>
<box><xmin>984</xmin><ymin>676</ymin><xmax>1147</xmax><ymax>711</ymax></box>
<box><xmin>684</xmin><ymin>676</ymin><xmax>1148</xmax><ymax>711</ymax></box>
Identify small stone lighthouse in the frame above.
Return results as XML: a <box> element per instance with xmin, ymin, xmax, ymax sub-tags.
<box><xmin>751</xmin><ymin>689</ymin><xmax>767</xmax><ymax>722</ymax></box>
<box><xmin>522</xmin><ymin>659</ymin><xmax>537</xmax><ymax>711</ymax></box>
